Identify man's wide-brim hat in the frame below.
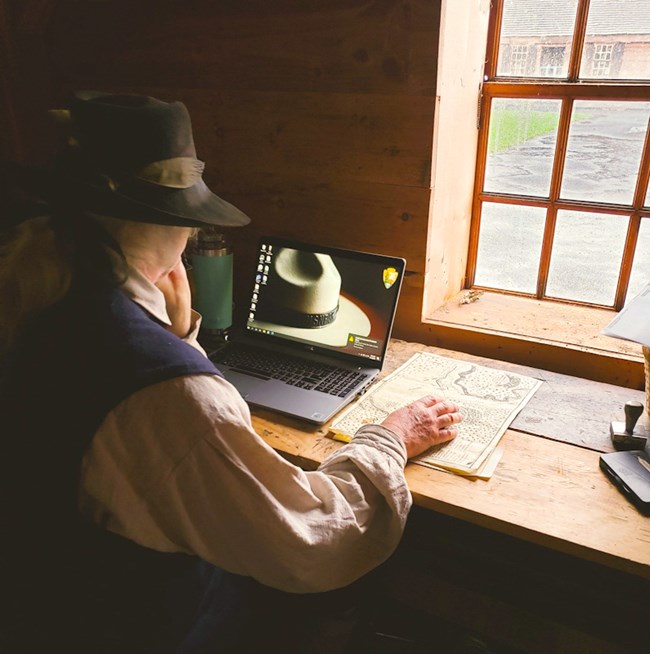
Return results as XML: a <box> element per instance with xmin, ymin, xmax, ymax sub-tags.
<box><xmin>253</xmin><ymin>249</ymin><xmax>371</xmax><ymax>347</ymax></box>
<box><xmin>48</xmin><ymin>91</ymin><xmax>251</xmax><ymax>228</ymax></box>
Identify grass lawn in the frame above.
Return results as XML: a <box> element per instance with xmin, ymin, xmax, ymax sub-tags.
<box><xmin>489</xmin><ymin>109</ymin><xmax>589</xmax><ymax>153</ymax></box>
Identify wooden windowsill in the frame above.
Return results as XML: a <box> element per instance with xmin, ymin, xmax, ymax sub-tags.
<box><xmin>423</xmin><ymin>291</ymin><xmax>645</xmax><ymax>389</ymax></box>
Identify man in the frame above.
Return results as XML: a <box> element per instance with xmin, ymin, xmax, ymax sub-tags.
<box><xmin>1</xmin><ymin>91</ymin><xmax>462</xmax><ymax>653</ymax></box>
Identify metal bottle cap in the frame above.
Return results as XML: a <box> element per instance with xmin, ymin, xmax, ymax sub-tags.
<box><xmin>194</xmin><ymin>227</ymin><xmax>231</xmax><ymax>256</ymax></box>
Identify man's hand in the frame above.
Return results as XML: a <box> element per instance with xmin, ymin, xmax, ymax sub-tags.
<box><xmin>381</xmin><ymin>394</ymin><xmax>463</xmax><ymax>459</ymax></box>
<box><xmin>155</xmin><ymin>259</ymin><xmax>193</xmax><ymax>338</ymax></box>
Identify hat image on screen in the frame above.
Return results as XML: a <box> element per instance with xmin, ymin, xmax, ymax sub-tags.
<box><xmin>253</xmin><ymin>248</ymin><xmax>370</xmax><ymax>347</ymax></box>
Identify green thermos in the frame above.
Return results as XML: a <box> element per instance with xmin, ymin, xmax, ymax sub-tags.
<box><xmin>189</xmin><ymin>228</ymin><xmax>233</xmax><ymax>335</ymax></box>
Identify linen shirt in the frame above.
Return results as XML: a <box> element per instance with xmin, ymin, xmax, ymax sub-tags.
<box><xmin>78</xmin><ymin>266</ymin><xmax>412</xmax><ymax>593</ymax></box>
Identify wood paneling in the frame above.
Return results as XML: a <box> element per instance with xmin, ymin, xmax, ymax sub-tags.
<box><xmin>43</xmin><ymin>0</ymin><xmax>439</xmax><ymax>95</ymax></box>
<box><xmin>192</xmin><ymin>90</ymin><xmax>436</xmax><ymax>188</ymax></box>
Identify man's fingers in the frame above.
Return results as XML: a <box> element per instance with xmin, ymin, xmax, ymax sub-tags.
<box><xmin>417</xmin><ymin>396</ymin><xmax>461</xmax><ymax>414</ymax></box>
<box><xmin>438</xmin><ymin>411</ymin><xmax>463</xmax><ymax>427</ymax></box>
<box><xmin>418</xmin><ymin>394</ymin><xmax>447</xmax><ymax>408</ymax></box>
<box><xmin>431</xmin><ymin>400</ymin><xmax>461</xmax><ymax>417</ymax></box>
<box><xmin>437</xmin><ymin>426</ymin><xmax>459</xmax><ymax>442</ymax></box>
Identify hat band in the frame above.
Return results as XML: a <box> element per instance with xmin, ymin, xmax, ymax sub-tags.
<box><xmin>136</xmin><ymin>157</ymin><xmax>205</xmax><ymax>189</ymax></box>
<box><xmin>256</xmin><ymin>303</ymin><xmax>339</xmax><ymax>329</ymax></box>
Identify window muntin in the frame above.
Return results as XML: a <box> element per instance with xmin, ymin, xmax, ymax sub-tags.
<box><xmin>628</xmin><ymin>218</ymin><xmax>650</xmax><ymax>303</ymax></box>
<box><xmin>467</xmin><ymin>0</ymin><xmax>650</xmax><ymax>311</ymax></box>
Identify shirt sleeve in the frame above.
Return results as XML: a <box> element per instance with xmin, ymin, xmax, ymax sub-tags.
<box><xmin>79</xmin><ymin>374</ymin><xmax>412</xmax><ymax>593</ymax></box>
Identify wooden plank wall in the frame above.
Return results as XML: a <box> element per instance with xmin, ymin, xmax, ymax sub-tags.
<box><xmin>1</xmin><ymin>0</ymin><xmax>442</xmax><ymax>341</ymax></box>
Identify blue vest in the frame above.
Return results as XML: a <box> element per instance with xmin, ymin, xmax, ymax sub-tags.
<box><xmin>3</xmin><ymin>282</ymin><xmax>254</xmax><ymax>653</ymax></box>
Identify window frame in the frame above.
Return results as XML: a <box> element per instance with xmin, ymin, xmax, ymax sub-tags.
<box><xmin>465</xmin><ymin>0</ymin><xmax>650</xmax><ymax>311</ymax></box>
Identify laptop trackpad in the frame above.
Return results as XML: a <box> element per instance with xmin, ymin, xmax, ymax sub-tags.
<box><xmin>222</xmin><ymin>369</ymin><xmax>342</xmax><ymax>423</ymax></box>
<box><xmin>222</xmin><ymin>369</ymin><xmax>267</xmax><ymax>397</ymax></box>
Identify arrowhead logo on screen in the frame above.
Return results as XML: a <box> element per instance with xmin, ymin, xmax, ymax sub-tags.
<box><xmin>383</xmin><ymin>267</ymin><xmax>399</xmax><ymax>289</ymax></box>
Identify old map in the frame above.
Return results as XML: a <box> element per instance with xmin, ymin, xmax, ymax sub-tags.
<box><xmin>330</xmin><ymin>351</ymin><xmax>543</xmax><ymax>475</ymax></box>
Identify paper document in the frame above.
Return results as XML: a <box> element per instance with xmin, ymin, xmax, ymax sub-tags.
<box><xmin>602</xmin><ymin>282</ymin><xmax>650</xmax><ymax>347</ymax></box>
<box><xmin>330</xmin><ymin>351</ymin><xmax>542</xmax><ymax>475</ymax></box>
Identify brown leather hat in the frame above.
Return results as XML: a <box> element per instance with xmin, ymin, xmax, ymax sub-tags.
<box><xmin>51</xmin><ymin>91</ymin><xmax>251</xmax><ymax>228</ymax></box>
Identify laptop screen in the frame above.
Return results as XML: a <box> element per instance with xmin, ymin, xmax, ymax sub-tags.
<box><xmin>244</xmin><ymin>237</ymin><xmax>405</xmax><ymax>364</ymax></box>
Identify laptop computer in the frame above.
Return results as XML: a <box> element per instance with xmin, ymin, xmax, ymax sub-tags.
<box><xmin>208</xmin><ymin>236</ymin><xmax>405</xmax><ymax>424</ymax></box>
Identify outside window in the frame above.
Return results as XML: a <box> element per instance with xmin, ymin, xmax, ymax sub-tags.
<box><xmin>540</xmin><ymin>47</ymin><xmax>566</xmax><ymax>77</ymax></box>
<box><xmin>467</xmin><ymin>0</ymin><xmax>650</xmax><ymax>311</ymax></box>
<box><xmin>591</xmin><ymin>43</ymin><xmax>614</xmax><ymax>77</ymax></box>
<box><xmin>509</xmin><ymin>44</ymin><xmax>530</xmax><ymax>76</ymax></box>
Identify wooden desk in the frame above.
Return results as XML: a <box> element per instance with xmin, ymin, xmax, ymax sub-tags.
<box><xmin>251</xmin><ymin>339</ymin><xmax>650</xmax><ymax>653</ymax></box>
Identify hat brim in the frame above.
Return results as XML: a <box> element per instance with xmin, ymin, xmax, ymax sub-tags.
<box><xmin>69</xmin><ymin>176</ymin><xmax>251</xmax><ymax>228</ymax></box>
<box><xmin>250</xmin><ymin>295</ymin><xmax>371</xmax><ymax>347</ymax></box>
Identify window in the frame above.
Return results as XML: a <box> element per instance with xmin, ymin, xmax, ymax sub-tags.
<box><xmin>540</xmin><ymin>47</ymin><xmax>566</xmax><ymax>77</ymax></box>
<box><xmin>466</xmin><ymin>0</ymin><xmax>650</xmax><ymax>311</ymax></box>
<box><xmin>591</xmin><ymin>43</ymin><xmax>614</xmax><ymax>77</ymax></box>
<box><xmin>509</xmin><ymin>44</ymin><xmax>530</xmax><ymax>76</ymax></box>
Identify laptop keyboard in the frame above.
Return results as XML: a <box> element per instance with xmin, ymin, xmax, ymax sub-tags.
<box><xmin>212</xmin><ymin>346</ymin><xmax>366</xmax><ymax>397</ymax></box>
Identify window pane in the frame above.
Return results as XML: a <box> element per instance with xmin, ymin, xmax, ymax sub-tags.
<box><xmin>580</xmin><ymin>0</ymin><xmax>650</xmax><ymax>81</ymax></box>
<box><xmin>627</xmin><ymin>218</ymin><xmax>650</xmax><ymax>303</ymax></box>
<box><xmin>546</xmin><ymin>211</ymin><xmax>628</xmax><ymax>305</ymax></box>
<box><xmin>497</xmin><ymin>0</ymin><xmax>578</xmax><ymax>78</ymax></box>
<box><xmin>484</xmin><ymin>98</ymin><xmax>561</xmax><ymax>196</ymax></box>
<box><xmin>474</xmin><ymin>202</ymin><xmax>546</xmax><ymax>293</ymax></box>
<box><xmin>560</xmin><ymin>101</ymin><xmax>650</xmax><ymax>205</ymax></box>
